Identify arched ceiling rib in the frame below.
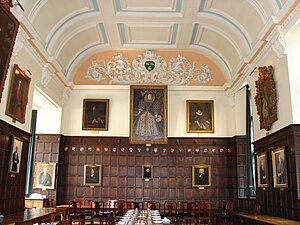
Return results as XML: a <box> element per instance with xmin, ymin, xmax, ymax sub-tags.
<box><xmin>13</xmin><ymin>0</ymin><xmax>297</xmax><ymax>88</ymax></box>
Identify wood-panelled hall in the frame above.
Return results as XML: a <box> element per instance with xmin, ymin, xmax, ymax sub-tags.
<box><xmin>0</xmin><ymin>0</ymin><xmax>300</xmax><ymax>224</ymax></box>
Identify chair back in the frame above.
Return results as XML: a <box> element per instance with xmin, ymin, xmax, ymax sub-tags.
<box><xmin>163</xmin><ymin>201</ymin><xmax>177</xmax><ymax>217</ymax></box>
<box><xmin>254</xmin><ymin>203</ymin><xmax>261</xmax><ymax>215</ymax></box>
<box><xmin>68</xmin><ymin>200</ymin><xmax>81</xmax><ymax>216</ymax></box>
<box><xmin>145</xmin><ymin>201</ymin><xmax>160</xmax><ymax>210</ymax></box>
<box><xmin>114</xmin><ymin>200</ymin><xmax>126</xmax><ymax>216</ymax></box>
<box><xmin>131</xmin><ymin>201</ymin><xmax>143</xmax><ymax>210</ymax></box>
<box><xmin>224</xmin><ymin>201</ymin><xmax>234</xmax><ymax>215</ymax></box>
<box><xmin>195</xmin><ymin>201</ymin><xmax>211</xmax><ymax>224</ymax></box>
<box><xmin>92</xmin><ymin>201</ymin><xmax>105</xmax><ymax>217</ymax></box>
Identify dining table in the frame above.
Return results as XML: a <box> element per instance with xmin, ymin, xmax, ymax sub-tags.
<box><xmin>2</xmin><ymin>207</ymin><xmax>66</xmax><ymax>225</ymax></box>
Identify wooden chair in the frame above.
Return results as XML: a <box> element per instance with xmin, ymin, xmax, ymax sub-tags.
<box><xmin>114</xmin><ymin>200</ymin><xmax>126</xmax><ymax>222</ymax></box>
<box><xmin>145</xmin><ymin>201</ymin><xmax>160</xmax><ymax>211</ymax></box>
<box><xmin>76</xmin><ymin>199</ymin><xmax>93</xmax><ymax>223</ymax></box>
<box><xmin>195</xmin><ymin>201</ymin><xmax>211</xmax><ymax>225</ymax></box>
<box><xmin>68</xmin><ymin>200</ymin><xmax>85</xmax><ymax>225</ymax></box>
<box><xmin>163</xmin><ymin>201</ymin><xmax>177</xmax><ymax>223</ymax></box>
<box><xmin>219</xmin><ymin>200</ymin><xmax>234</xmax><ymax>225</ymax></box>
<box><xmin>130</xmin><ymin>201</ymin><xmax>143</xmax><ymax>210</ymax></box>
<box><xmin>91</xmin><ymin>201</ymin><xmax>105</xmax><ymax>225</ymax></box>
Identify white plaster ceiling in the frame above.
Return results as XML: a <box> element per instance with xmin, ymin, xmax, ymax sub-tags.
<box><xmin>12</xmin><ymin>0</ymin><xmax>298</xmax><ymax>88</ymax></box>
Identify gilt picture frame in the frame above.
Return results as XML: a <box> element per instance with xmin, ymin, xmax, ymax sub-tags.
<box><xmin>5</xmin><ymin>64</ymin><xmax>31</xmax><ymax>124</ymax></box>
<box><xmin>0</xmin><ymin>5</ymin><xmax>19</xmax><ymax>103</ymax></box>
<box><xmin>82</xmin><ymin>99</ymin><xmax>109</xmax><ymax>131</ymax></box>
<box><xmin>187</xmin><ymin>100</ymin><xmax>214</xmax><ymax>133</ymax></box>
<box><xmin>33</xmin><ymin>162</ymin><xmax>56</xmax><ymax>190</ymax></box>
<box><xmin>255</xmin><ymin>65</ymin><xmax>277</xmax><ymax>131</ymax></box>
<box><xmin>256</xmin><ymin>153</ymin><xmax>268</xmax><ymax>188</ymax></box>
<box><xmin>8</xmin><ymin>136</ymin><xmax>23</xmax><ymax>174</ymax></box>
<box><xmin>192</xmin><ymin>165</ymin><xmax>211</xmax><ymax>188</ymax></box>
<box><xmin>84</xmin><ymin>164</ymin><xmax>102</xmax><ymax>186</ymax></box>
<box><xmin>271</xmin><ymin>147</ymin><xmax>288</xmax><ymax>188</ymax></box>
<box><xmin>130</xmin><ymin>85</ymin><xmax>168</xmax><ymax>144</ymax></box>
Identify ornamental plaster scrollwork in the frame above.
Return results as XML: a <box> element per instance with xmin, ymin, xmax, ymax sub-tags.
<box><xmin>85</xmin><ymin>51</ymin><xmax>213</xmax><ymax>85</ymax></box>
<box><xmin>132</xmin><ymin>51</ymin><xmax>167</xmax><ymax>83</ymax></box>
<box><xmin>41</xmin><ymin>63</ymin><xmax>53</xmax><ymax>88</ymax></box>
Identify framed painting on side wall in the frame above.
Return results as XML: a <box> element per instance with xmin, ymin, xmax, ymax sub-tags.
<box><xmin>256</xmin><ymin>153</ymin><xmax>268</xmax><ymax>188</ymax></box>
<box><xmin>33</xmin><ymin>162</ymin><xmax>56</xmax><ymax>190</ymax></box>
<box><xmin>8</xmin><ymin>136</ymin><xmax>23</xmax><ymax>174</ymax></box>
<box><xmin>271</xmin><ymin>147</ymin><xmax>288</xmax><ymax>188</ymax></box>
<box><xmin>5</xmin><ymin>64</ymin><xmax>31</xmax><ymax>123</ymax></box>
<box><xmin>0</xmin><ymin>5</ymin><xmax>19</xmax><ymax>103</ymax></box>
<box><xmin>82</xmin><ymin>99</ymin><xmax>109</xmax><ymax>131</ymax></box>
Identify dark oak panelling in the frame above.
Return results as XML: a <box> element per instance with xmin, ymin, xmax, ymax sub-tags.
<box><xmin>31</xmin><ymin>134</ymin><xmax>62</xmax><ymax>205</ymax></box>
<box><xmin>0</xmin><ymin>120</ymin><xmax>30</xmax><ymax>214</ymax></box>
<box><xmin>253</xmin><ymin>125</ymin><xmax>300</xmax><ymax>221</ymax></box>
<box><xmin>56</xmin><ymin>136</ymin><xmax>240</xmax><ymax>208</ymax></box>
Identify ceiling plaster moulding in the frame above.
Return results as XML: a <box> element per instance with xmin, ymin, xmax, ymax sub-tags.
<box><xmin>246</xmin><ymin>1</ymin><xmax>269</xmax><ymax>22</ymax></box>
<box><xmin>280</xmin><ymin>2</ymin><xmax>300</xmax><ymax>33</ymax></box>
<box><xmin>189</xmin><ymin>44</ymin><xmax>231</xmax><ymax>83</ymax></box>
<box><xmin>46</xmin><ymin>16</ymin><xmax>105</xmax><ymax>52</ymax></box>
<box><xmin>122</xmin><ymin>23</ymin><xmax>177</xmax><ymax>45</ymax></box>
<box><xmin>200</xmin><ymin>25</ymin><xmax>244</xmax><ymax>59</ymax></box>
<box><xmin>54</xmin><ymin>23</ymin><xmax>106</xmax><ymax>60</ymax></box>
<box><xmin>115</xmin><ymin>0</ymin><xmax>183</xmax><ymax>16</ymax></box>
<box><xmin>256</xmin><ymin>16</ymin><xmax>279</xmax><ymax>42</ymax></box>
<box><xmin>66</xmin><ymin>43</ymin><xmax>111</xmax><ymax>81</ymax></box>
<box><xmin>276</xmin><ymin>0</ymin><xmax>300</xmax><ymax>24</ymax></box>
<box><xmin>197</xmin><ymin>14</ymin><xmax>251</xmax><ymax>53</ymax></box>
<box><xmin>85</xmin><ymin>50</ymin><xmax>213</xmax><ymax>85</ymax></box>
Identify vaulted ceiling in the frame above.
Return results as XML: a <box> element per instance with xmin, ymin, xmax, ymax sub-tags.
<box><xmin>13</xmin><ymin>0</ymin><xmax>296</xmax><ymax>89</ymax></box>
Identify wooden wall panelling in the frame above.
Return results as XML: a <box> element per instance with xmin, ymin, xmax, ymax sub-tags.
<box><xmin>253</xmin><ymin>125</ymin><xmax>300</xmax><ymax>221</ymax></box>
<box><xmin>32</xmin><ymin>134</ymin><xmax>61</xmax><ymax>206</ymax></box>
<box><xmin>0</xmin><ymin>120</ymin><xmax>30</xmax><ymax>215</ymax></box>
<box><xmin>56</xmin><ymin>136</ymin><xmax>239</xmax><ymax>209</ymax></box>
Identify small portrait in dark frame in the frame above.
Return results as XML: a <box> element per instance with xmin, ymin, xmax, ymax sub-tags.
<box><xmin>8</xmin><ymin>136</ymin><xmax>23</xmax><ymax>174</ymax></box>
<box><xmin>142</xmin><ymin>164</ymin><xmax>153</xmax><ymax>180</ymax></box>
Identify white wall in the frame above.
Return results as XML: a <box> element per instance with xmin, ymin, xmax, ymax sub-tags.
<box><xmin>250</xmin><ymin>51</ymin><xmax>293</xmax><ymax>141</ymax></box>
<box><xmin>286</xmin><ymin>21</ymin><xmax>300</xmax><ymax>124</ymax></box>
<box><xmin>61</xmin><ymin>86</ymin><xmax>236</xmax><ymax>137</ymax></box>
<box><xmin>234</xmin><ymin>86</ymin><xmax>246</xmax><ymax>135</ymax></box>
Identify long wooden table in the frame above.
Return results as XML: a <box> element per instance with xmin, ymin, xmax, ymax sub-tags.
<box><xmin>2</xmin><ymin>207</ymin><xmax>66</xmax><ymax>225</ymax></box>
<box><xmin>232</xmin><ymin>212</ymin><xmax>300</xmax><ymax>225</ymax></box>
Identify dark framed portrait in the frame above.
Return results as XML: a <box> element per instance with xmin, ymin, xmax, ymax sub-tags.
<box><xmin>187</xmin><ymin>100</ymin><xmax>214</xmax><ymax>133</ymax></box>
<box><xmin>255</xmin><ymin>65</ymin><xmax>277</xmax><ymax>131</ymax></box>
<box><xmin>84</xmin><ymin>164</ymin><xmax>102</xmax><ymax>186</ymax></box>
<box><xmin>130</xmin><ymin>85</ymin><xmax>168</xmax><ymax>144</ymax></box>
<box><xmin>192</xmin><ymin>165</ymin><xmax>211</xmax><ymax>188</ymax></box>
<box><xmin>5</xmin><ymin>64</ymin><xmax>31</xmax><ymax>123</ymax></box>
<box><xmin>271</xmin><ymin>147</ymin><xmax>288</xmax><ymax>188</ymax></box>
<box><xmin>142</xmin><ymin>164</ymin><xmax>153</xmax><ymax>180</ymax></box>
<box><xmin>33</xmin><ymin>162</ymin><xmax>56</xmax><ymax>190</ymax></box>
<box><xmin>256</xmin><ymin>153</ymin><xmax>268</xmax><ymax>188</ymax></box>
<box><xmin>0</xmin><ymin>5</ymin><xmax>19</xmax><ymax>103</ymax></box>
<box><xmin>8</xmin><ymin>136</ymin><xmax>23</xmax><ymax>174</ymax></box>
<box><xmin>82</xmin><ymin>99</ymin><xmax>109</xmax><ymax>131</ymax></box>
